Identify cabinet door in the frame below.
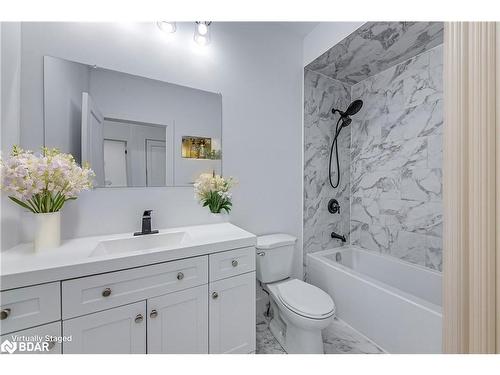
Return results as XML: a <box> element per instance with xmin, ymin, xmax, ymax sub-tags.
<box><xmin>63</xmin><ymin>301</ymin><xmax>146</xmax><ymax>354</ymax></box>
<box><xmin>1</xmin><ymin>321</ymin><xmax>62</xmax><ymax>354</ymax></box>
<box><xmin>209</xmin><ymin>272</ymin><xmax>255</xmax><ymax>354</ymax></box>
<box><xmin>147</xmin><ymin>285</ymin><xmax>208</xmax><ymax>354</ymax></box>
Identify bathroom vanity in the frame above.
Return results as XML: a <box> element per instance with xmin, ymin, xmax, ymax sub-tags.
<box><xmin>0</xmin><ymin>223</ymin><xmax>256</xmax><ymax>354</ymax></box>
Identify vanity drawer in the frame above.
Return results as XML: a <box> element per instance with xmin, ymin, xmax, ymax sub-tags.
<box><xmin>209</xmin><ymin>247</ymin><xmax>255</xmax><ymax>281</ymax></box>
<box><xmin>1</xmin><ymin>321</ymin><xmax>62</xmax><ymax>354</ymax></box>
<box><xmin>0</xmin><ymin>282</ymin><xmax>61</xmax><ymax>335</ymax></box>
<box><xmin>62</xmin><ymin>256</ymin><xmax>208</xmax><ymax>319</ymax></box>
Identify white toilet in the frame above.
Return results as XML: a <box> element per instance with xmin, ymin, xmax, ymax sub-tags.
<box><xmin>256</xmin><ymin>234</ymin><xmax>335</xmax><ymax>354</ymax></box>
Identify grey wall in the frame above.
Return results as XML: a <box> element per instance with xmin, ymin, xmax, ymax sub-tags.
<box><xmin>304</xmin><ymin>23</ymin><xmax>443</xmax><ymax>273</ymax></box>
<box><xmin>1</xmin><ymin>23</ymin><xmax>22</xmax><ymax>250</ymax></box>
<box><xmin>303</xmin><ymin>22</ymin><xmax>364</xmax><ymax>66</ymax></box>
<box><xmin>2</xmin><ymin>22</ymin><xmax>304</xmax><ymax>277</ymax></box>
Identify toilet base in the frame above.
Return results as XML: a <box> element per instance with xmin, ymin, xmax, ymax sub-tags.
<box><xmin>269</xmin><ymin>316</ymin><xmax>287</xmax><ymax>352</ymax></box>
<box><xmin>269</xmin><ymin>300</ymin><xmax>326</xmax><ymax>354</ymax></box>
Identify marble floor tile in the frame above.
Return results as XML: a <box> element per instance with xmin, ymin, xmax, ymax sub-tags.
<box><xmin>323</xmin><ymin>317</ymin><xmax>385</xmax><ymax>354</ymax></box>
<box><xmin>256</xmin><ymin>312</ymin><xmax>384</xmax><ymax>354</ymax></box>
<box><xmin>256</xmin><ymin>326</ymin><xmax>286</xmax><ymax>354</ymax></box>
<box><xmin>256</xmin><ymin>311</ymin><xmax>286</xmax><ymax>354</ymax></box>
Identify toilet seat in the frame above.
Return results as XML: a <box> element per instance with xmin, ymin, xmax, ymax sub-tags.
<box><xmin>269</xmin><ymin>279</ymin><xmax>335</xmax><ymax>320</ymax></box>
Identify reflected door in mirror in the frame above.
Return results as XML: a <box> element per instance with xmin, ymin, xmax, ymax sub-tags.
<box><xmin>146</xmin><ymin>139</ymin><xmax>166</xmax><ymax>187</ymax></box>
<box><xmin>103</xmin><ymin>140</ymin><xmax>128</xmax><ymax>187</ymax></box>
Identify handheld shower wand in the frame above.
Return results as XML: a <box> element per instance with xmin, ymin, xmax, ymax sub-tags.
<box><xmin>328</xmin><ymin>99</ymin><xmax>363</xmax><ymax>189</ymax></box>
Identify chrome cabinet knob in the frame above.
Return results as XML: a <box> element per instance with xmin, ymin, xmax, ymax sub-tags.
<box><xmin>177</xmin><ymin>272</ymin><xmax>184</xmax><ymax>280</ymax></box>
<box><xmin>212</xmin><ymin>292</ymin><xmax>218</xmax><ymax>299</ymax></box>
<box><xmin>0</xmin><ymin>308</ymin><xmax>11</xmax><ymax>320</ymax></box>
<box><xmin>102</xmin><ymin>288</ymin><xmax>112</xmax><ymax>297</ymax></box>
<box><xmin>47</xmin><ymin>340</ymin><xmax>57</xmax><ymax>351</ymax></box>
<box><xmin>150</xmin><ymin>309</ymin><xmax>158</xmax><ymax>318</ymax></box>
<box><xmin>231</xmin><ymin>260</ymin><xmax>238</xmax><ymax>267</ymax></box>
<box><xmin>135</xmin><ymin>314</ymin><xmax>144</xmax><ymax>323</ymax></box>
<box><xmin>257</xmin><ymin>251</ymin><xmax>265</xmax><ymax>257</ymax></box>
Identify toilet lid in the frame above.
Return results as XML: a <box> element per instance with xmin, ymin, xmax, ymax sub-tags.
<box><xmin>276</xmin><ymin>279</ymin><xmax>335</xmax><ymax>319</ymax></box>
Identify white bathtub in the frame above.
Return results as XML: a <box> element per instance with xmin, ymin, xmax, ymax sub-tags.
<box><xmin>307</xmin><ymin>246</ymin><xmax>442</xmax><ymax>353</ymax></box>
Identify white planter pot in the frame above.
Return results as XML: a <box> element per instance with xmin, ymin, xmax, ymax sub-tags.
<box><xmin>210</xmin><ymin>212</ymin><xmax>230</xmax><ymax>223</ymax></box>
<box><xmin>34</xmin><ymin>212</ymin><xmax>61</xmax><ymax>252</ymax></box>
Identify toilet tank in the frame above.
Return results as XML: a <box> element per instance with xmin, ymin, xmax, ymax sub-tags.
<box><xmin>255</xmin><ymin>234</ymin><xmax>297</xmax><ymax>283</ymax></box>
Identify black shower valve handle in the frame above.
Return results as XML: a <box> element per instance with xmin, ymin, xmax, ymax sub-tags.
<box><xmin>328</xmin><ymin>199</ymin><xmax>341</xmax><ymax>214</ymax></box>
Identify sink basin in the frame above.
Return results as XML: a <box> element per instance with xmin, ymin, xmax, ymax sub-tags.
<box><xmin>90</xmin><ymin>231</ymin><xmax>190</xmax><ymax>257</ymax></box>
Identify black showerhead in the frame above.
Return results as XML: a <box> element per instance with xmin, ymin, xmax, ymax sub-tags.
<box><xmin>328</xmin><ymin>99</ymin><xmax>363</xmax><ymax>189</ymax></box>
<box><xmin>345</xmin><ymin>99</ymin><xmax>363</xmax><ymax>116</ymax></box>
<box><xmin>332</xmin><ymin>99</ymin><xmax>364</xmax><ymax>119</ymax></box>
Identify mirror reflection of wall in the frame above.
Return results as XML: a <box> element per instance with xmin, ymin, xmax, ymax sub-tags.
<box><xmin>43</xmin><ymin>55</ymin><xmax>222</xmax><ymax>187</ymax></box>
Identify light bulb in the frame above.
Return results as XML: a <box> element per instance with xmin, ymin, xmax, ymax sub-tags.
<box><xmin>197</xmin><ymin>23</ymin><xmax>208</xmax><ymax>35</ymax></box>
<box><xmin>157</xmin><ymin>21</ymin><xmax>176</xmax><ymax>34</ymax></box>
<box><xmin>194</xmin><ymin>22</ymin><xmax>211</xmax><ymax>46</ymax></box>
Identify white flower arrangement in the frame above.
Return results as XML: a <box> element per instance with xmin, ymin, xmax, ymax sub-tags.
<box><xmin>0</xmin><ymin>145</ymin><xmax>95</xmax><ymax>213</ymax></box>
<box><xmin>193</xmin><ymin>173</ymin><xmax>236</xmax><ymax>214</ymax></box>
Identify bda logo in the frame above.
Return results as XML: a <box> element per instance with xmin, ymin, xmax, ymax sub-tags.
<box><xmin>1</xmin><ymin>339</ymin><xmax>17</xmax><ymax>354</ymax></box>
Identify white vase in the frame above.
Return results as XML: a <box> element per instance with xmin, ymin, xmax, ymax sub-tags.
<box><xmin>210</xmin><ymin>212</ymin><xmax>229</xmax><ymax>223</ymax></box>
<box><xmin>34</xmin><ymin>212</ymin><xmax>61</xmax><ymax>252</ymax></box>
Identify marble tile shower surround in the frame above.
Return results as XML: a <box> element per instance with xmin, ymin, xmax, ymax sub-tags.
<box><xmin>303</xmin><ymin>44</ymin><xmax>443</xmax><ymax>272</ymax></box>
<box><xmin>305</xmin><ymin>22</ymin><xmax>443</xmax><ymax>85</ymax></box>
<box><xmin>349</xmin><ymin>45</ymin><xmax>443</xmax><ymax>271</ymax></box>
<box><xmin>303</xmin><ymin>69</ymin><xmax>352</xmax><ymax>277</ymax></box>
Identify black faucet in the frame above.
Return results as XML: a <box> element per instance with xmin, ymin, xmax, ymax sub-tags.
<box><xmin>331</xmin><ymin>231</ymin><xmax>346</xmax><ymax>243</ymax></box>
<box><xmin>134</xmin><ymin>210</ymin><xmax>159</xmax><ymax>236</ymax></box>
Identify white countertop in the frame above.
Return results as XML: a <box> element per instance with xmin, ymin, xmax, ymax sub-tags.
<box><xmin>0</xmin><ymin>223</ymin><xmax>256</xmax><ymax>290</ymax></box>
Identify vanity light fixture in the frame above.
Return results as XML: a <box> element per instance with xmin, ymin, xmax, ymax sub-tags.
<box><xmin>194</xmin><ymin>21</ymin><xmax>212</xmax><ymax>46</ymax></box>
<box><xmin>157</xmin><ymin>21</ymin><xmax>177</xmax><ymax>34</ymax></box>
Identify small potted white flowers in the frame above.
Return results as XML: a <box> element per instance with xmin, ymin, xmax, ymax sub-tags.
<box><xmin>194</xmin><ymin>173</ymin><xmax>236</xmax><ymax>218</ymax></box>
<box><xmin>0</xmin><ymin>146</ymin><xmax>95</xmax><ymax>251</ymax></box>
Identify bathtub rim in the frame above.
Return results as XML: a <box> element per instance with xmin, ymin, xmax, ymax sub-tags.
<box><xmin>307</xmin><ymin>246</ymin><xmax>442</xmax><ymax>317</ymax></box>
<box><xmin>312</xmin><ymin>245</ymin><xmax>442</xmax><ymax>277</ymax></box>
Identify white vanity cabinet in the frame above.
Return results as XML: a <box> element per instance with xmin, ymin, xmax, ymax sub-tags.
<box><xmin>1</xmin><ymin>240</ymin><xmax>256</xmax><ymax>354</ymax></box>
<box><xmin>60</xmin><ymin>256</ymin><xmax>212</xmax><ymax>354</ymax></box>
<box><xmin>60</xmin><ymin>247</ymin><xmax>256</xmax><ymax>354</ymax></box>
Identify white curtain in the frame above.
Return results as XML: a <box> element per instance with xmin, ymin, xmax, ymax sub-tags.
<box><xmin>443</xmin><ymin>22</ymin><xmax>499</xmax><ymax>354</ymax></box>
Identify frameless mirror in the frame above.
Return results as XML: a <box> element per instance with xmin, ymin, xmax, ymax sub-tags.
<box><xmin>43</xmin><ymin>56</ymin><xmax>222</xmax><ymax>187</ymax></box>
